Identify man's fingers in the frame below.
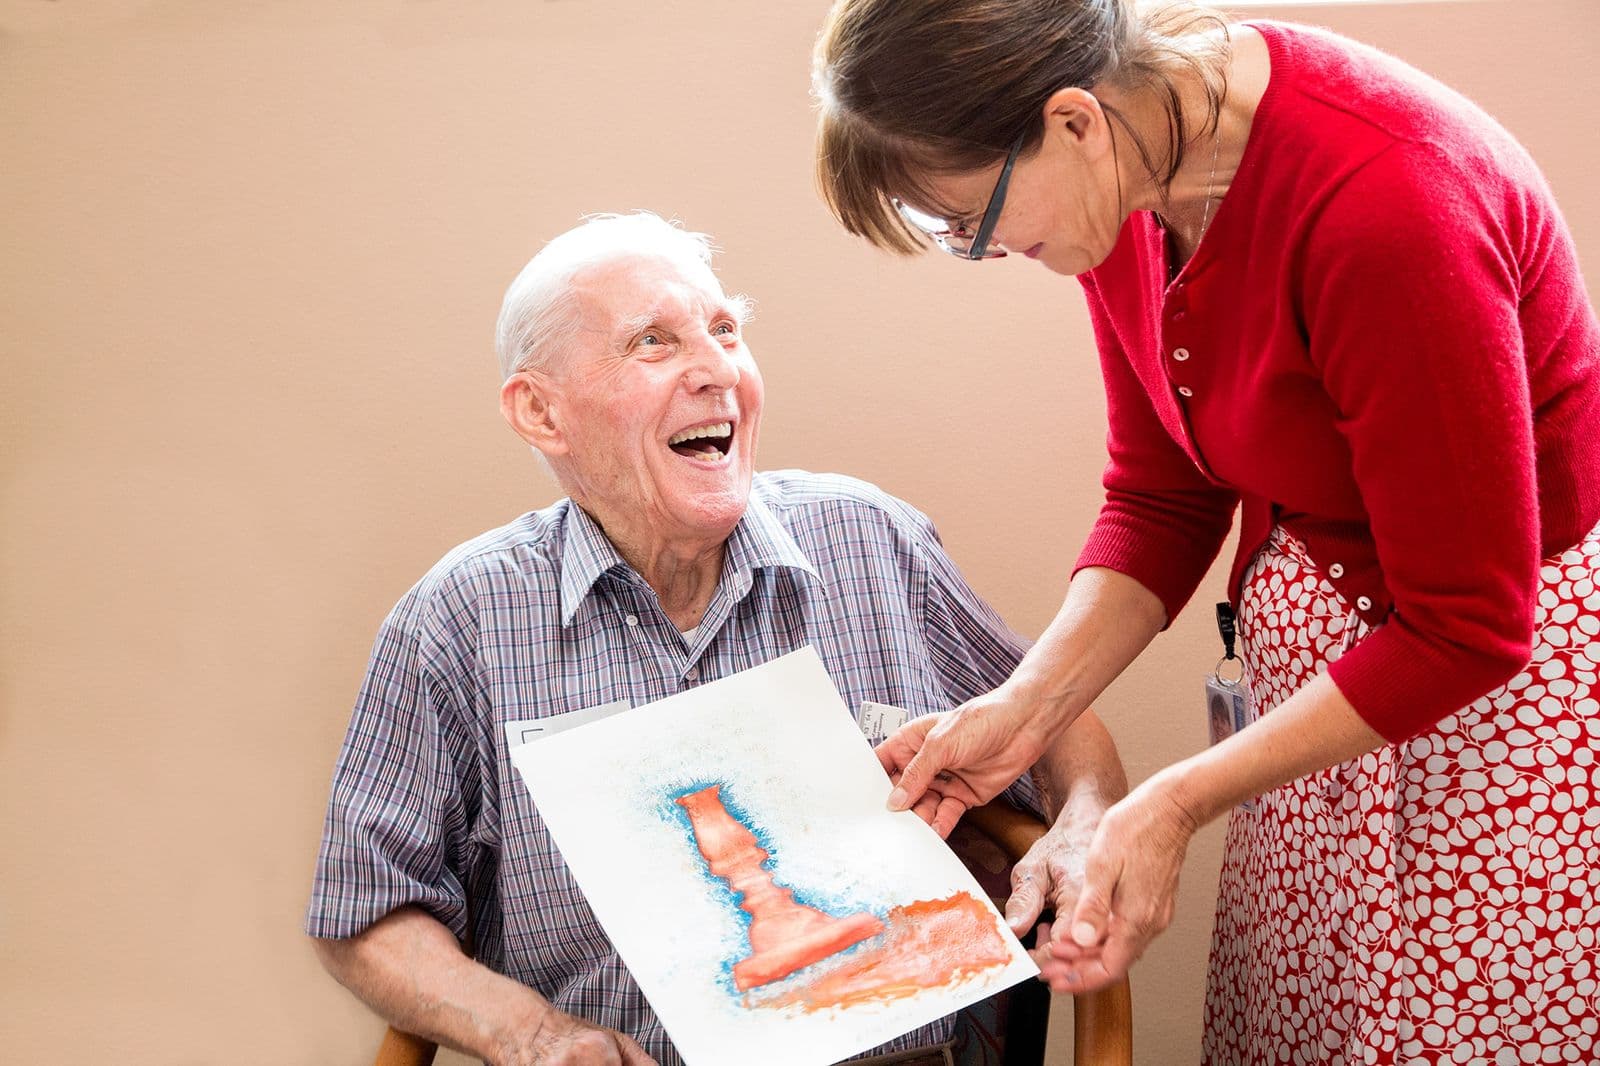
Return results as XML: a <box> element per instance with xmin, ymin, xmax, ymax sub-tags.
<box><xmin>1044</xmin><ymin>873</ymin><xmax>1083</xmax><ymax>936</ymax></box>
<box><xmin>1005</xmin><ymin>866</ymin><xmax>1045</xmax><ymax>934</ymax></box>
<box><xmin>616</xmin><ymin>1032</ymin><xmax>658</xmax><ymax>1066</ymax></box>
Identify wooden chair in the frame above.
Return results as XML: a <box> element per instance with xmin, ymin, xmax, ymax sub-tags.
<box><xmin>372</xmin><ymin>800</ymin><xmax>1132</xmax><ymax>1066</ymax></box>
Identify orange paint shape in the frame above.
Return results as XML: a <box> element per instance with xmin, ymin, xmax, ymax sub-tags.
<box><xmin>746</xmin><ymin>890</ymin><xmax>1013</xmax><ymax>1012</ymax></box>
<box><xmin>676</xmin><ymin>785</ymin><xmax>886</xmax><ymax>991</ymax></box>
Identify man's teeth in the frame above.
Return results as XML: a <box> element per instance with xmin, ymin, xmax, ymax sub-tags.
<box><xmin>668</xmin><ymin>422</ymin><xmax>732</xmax><ymax>446</ymax></box>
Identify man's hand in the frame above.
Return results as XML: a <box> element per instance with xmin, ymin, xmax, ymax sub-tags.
<box><xmin>1031</xmin><ymin>771</ymin><xmax>1198</xmax><ymax>995</ymax></box>
<box><xmin>1001</xmin><ymin>807</ymin><xmax>1093</xmax><ymax>961</ymax></box>
<box><xmin>311</xmin><ymin>907</ymin><xmax>658</xmax><ymax>1066</ymax></box>
<box><xmin>510</xmin><ymin>1009</ymin><xmax>657</xmax><ymax>1066</ymax></box>
<box><xmin>875</xmin><ymin>686</ymin><xmax>1056</xmax><ymax>836</ymax></box>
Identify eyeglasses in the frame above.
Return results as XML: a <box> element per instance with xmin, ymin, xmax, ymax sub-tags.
<box><xmin>894</xmin><ymin>130</ymin><xmax>1026</xmax><ymax>261</ymax></box>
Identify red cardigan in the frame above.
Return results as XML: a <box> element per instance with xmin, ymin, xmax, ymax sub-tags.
<box><xmin>1074</xmin><ymin>21</ymin><xmax>1600</xmax><ymax>741</ymax></box>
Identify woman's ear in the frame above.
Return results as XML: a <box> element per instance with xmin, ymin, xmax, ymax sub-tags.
<box><xmin>1041</xmin><ymin>86</ymin><xmax>1110</xmax><ymax>159</ymax></box>
<box><xmin>499</xmin><ymin>371</ymin><xmax>568</xmax><ymax>458</ymax></box>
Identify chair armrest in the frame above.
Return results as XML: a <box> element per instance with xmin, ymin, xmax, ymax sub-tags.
<box><xmin>963</xmin><ymin>799</ymin><xmax>1134</xmax><ymax>1066</ymax></box>
<box><xmin>964</xmin><ymin>797</ymin><xmax>1050</xmax><ymax>860</ymax></box>
<box><xmin>373</xmin><ymin>1026</ymin><xmax>436</xmax><ymax>1066</ymax></box>
<box><xmin>1073</xmin><ymin>979</ymin><xmax>1133</xmax><ymax>1066</ymax></box>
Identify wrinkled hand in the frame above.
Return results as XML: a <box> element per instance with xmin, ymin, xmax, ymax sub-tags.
<box><xmin>520</xmin><ymin>1009</ymin><xmax>657</xmax><ymax>1066</ymax></box>
<box><xmin>1033</xmin><ymin>774</ymin><xmax>1198</xmax><ymax>994</ymax></box>
<box><xmin>875</xmin><ymin>687</ymin><xmax>1052</xmax><ymax>838</ymax></box>
<box><xmin>1001</xmin><ymin>810</ymin><xmax>1095</xmax><ymax>976</ymax></box>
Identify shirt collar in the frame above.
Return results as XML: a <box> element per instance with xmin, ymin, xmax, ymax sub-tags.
<box><xmin>722</xmin><ymin>491</ymin><xmax>821</xmax><ymax>593</ymax></box>
<box><xmin>557</xmin><ymin>501</ymin><xmax>629</xmax><ymax>626</ymax></box>
<box><xmin>556</xmin><ymin>492</ymin><xmax>821</xmax><ymax>627</ymax></box>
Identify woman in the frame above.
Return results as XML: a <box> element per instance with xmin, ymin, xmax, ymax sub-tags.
<box><xmin>812</xmin><ymin>1</ymin><xmax>1600</xmax><ymax>1061</ymax></box>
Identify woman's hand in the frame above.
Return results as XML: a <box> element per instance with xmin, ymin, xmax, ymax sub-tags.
<box><xmin>1033</xmin><ymin>771</ymin><xmax>1199</xmax><ymax>994</ymax></box>
<box><xmin>875</xmin><ymin>685</ymin><xmax>1058</xmax><ymax>836</ymax></box>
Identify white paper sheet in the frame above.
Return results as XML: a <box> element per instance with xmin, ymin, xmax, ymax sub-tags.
<box><xmin>510</xmin><ymin>646</ymin><xmax>1038</xmax><ymax>1066</ymax></box>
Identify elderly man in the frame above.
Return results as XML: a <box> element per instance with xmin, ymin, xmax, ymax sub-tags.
<box><xmin>307</xmin><ymin>212</ymin><xmax>1124</xmax><ymax>1066</ymax></box>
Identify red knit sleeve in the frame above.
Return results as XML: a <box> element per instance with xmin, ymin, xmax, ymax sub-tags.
<box><xmin>1303</xmin><ymin>143</ymin><xmax>1539</xmax><ymax>741</ymax></box>
<box><xmin>1073</xmin><ymin>276</ymin><xmax>1239</xmax><ymax>625</ymax></box>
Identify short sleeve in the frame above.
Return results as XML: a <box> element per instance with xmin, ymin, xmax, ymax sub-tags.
<box><xmin>306</xmin><ymin>589</ymin><xmax>483</xmax><ymax>940</ymax></box>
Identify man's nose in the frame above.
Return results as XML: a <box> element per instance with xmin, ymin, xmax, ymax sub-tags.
<box><xmin>683</xmin><ymin>332</ymin><xmax>741</xmax><ymax>390</ymax></box>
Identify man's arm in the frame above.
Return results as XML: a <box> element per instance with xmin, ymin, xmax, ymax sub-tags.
<box><xmin>311</xmin><ymin>907</ymin><xmax>654</xmax><ymax>1066</ymax></box>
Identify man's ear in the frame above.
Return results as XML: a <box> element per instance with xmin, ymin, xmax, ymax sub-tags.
<box><xmin>500</xmin><ymin>370</ymin><xmax>568</xmax><ymax>458</ymax></box>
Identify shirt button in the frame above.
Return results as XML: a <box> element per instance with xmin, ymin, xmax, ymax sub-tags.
<box><xmin>1172</xmin><ymin>347</ymin><xmax>1191</xmax><ymax>361</ymax></box>
<box><xmin>1356</xmin><ymin>596</ymin><xmax>1373</xmax><ymax>611</ymax></box>
<box><xmin>1327</xmin><ymin>563</ymin><xmax>1345</xmax><ymax>579</ymax></box>
<box><xmin>625</xmin><ymin>614</ymin><xmax>639</xmax><ymax>627</ymax></box>
<box><xmin>685</xmin><ymin>666</ymin><xmax>699</xmax><ymax>681</ymax></box>
<box><xmin>1177</xmin><ymin>386</ymin><xmax>1194</xmax><ymax>398</ymax></box>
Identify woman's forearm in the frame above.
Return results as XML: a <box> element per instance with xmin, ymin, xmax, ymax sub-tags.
<box><xmin>1165</xmin><ymin>672</ymin><xmax>1385</xmax><ymax>826</ymax></box>
<box><xmin>1009</xmin><ymin>566</ymin><xmax>1167</xmax><ymax>735</ymax></box>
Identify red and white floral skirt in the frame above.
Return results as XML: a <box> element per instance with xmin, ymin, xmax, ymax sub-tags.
<box><xmin>1203</xmin><ymin>526</ymin><xmax>1600</xmax><ymax>1065</ymax></box>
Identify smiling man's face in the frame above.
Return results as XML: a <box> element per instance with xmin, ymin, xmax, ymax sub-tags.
<box><xmin>539</xmin><ymin>253</ymin><xmax>763</xmax><ymax>552</ymax></box>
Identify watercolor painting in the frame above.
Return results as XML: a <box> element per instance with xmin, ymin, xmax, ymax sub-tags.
<box><xmin>510</xmin><ymin>647</ymin><xmax>1037</xmax><ymax>1066</ymax></box>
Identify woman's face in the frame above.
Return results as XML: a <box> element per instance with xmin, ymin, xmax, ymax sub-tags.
<box><xmin>912</xmin><ymin>89</ymin><xmax>1129</xmax><ymax>276</ymax></box>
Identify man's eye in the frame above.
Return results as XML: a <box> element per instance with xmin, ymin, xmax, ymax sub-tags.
<box><xmin>638</xmin><ymin>333</ymin><xmax>663</xmax><ymax>347</ymax></box>
<box><xmin>712</xmin><ymin>322</ymin><xmax>736</xmax><ymax>337</ymax></box>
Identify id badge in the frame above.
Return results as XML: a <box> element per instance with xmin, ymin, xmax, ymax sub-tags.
<box><xmin>1205</xmin><ymin>648</ymin><xmax>1258</xmax><ymax>812</ymax></box>
<box><xmin>1204</xmin><ymin>672</ymin><xmax>1254</xmax><ymax>747</ymax></box>
<box><xmin>858</xmin><ymin>700</ymin><xmax>909</xmax><ymax>746</ymax></box>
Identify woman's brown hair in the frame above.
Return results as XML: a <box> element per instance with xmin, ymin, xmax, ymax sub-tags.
<box><xmin>812</xmin><ymin>0</ymin><xmax>1231</xmax><ymax>254</ymax></box>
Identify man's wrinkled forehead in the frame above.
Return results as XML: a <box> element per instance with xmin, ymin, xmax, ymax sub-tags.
<box><xmin>570</xmin><ymin>252</ymin><xmax>731</xmax><ymax>337</ymax></box>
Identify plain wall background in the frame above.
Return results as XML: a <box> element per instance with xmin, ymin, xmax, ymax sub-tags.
<box><xmin>3</xmin><ymin>1</ymin><xmax>1596</xmax><ymax>1062</ymax></box>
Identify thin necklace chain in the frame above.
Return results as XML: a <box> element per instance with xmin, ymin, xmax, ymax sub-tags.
<box><xmin>1167</xmin><ymin>118</ymin><xmax>1223</xmax><ymax>282</ymax></box>
<box><xmin>1197</xmin><ymin>115</ymin><xmax>1223</xmax><ymax>243</ymax></box>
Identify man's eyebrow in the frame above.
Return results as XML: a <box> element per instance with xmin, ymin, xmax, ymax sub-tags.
<box><xmin>613</xmin><ymin>308</ymin><xmax>663</xmax><ymax>341</ymax></box>
<box><xmin>613</xmin><ymin>296</ymin><xmax>748</xmax><ymax>343</ymax></box>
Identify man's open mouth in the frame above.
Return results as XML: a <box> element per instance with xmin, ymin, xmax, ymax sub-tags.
<box><xmin>668</xmin><ymin>421</ymin><xmax>734</xmax><ymax>462</ymax></box>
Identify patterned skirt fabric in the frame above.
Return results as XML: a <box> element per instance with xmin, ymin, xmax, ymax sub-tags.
<box><xmin>1202</xmin><ymin>526</ymin><xmax>1600</xmax><ymax>1065</ymax></box>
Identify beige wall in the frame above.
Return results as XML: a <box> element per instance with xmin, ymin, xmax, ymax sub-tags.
<box><xmin>2</xmin><ymin>2</ymin><xmax>1595</xmax><ymax>1062</ymax></box>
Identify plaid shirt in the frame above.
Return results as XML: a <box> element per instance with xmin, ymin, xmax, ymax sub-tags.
<box><xmin>308</xmin><ymin>470</ymin><xmax>1038</xmax><ymax>1062</ymax></box>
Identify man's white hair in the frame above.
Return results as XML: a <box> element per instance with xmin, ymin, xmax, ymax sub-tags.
<box><xmin>495</xmin><ymin>212</ymin><xmax>729</xmax><ymax>380</ymax></box>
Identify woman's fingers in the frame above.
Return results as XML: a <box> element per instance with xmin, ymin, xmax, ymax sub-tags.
<box><xmin>929</xmin><ymin>793</ymin><xmax>968</xmax><ymax>839</ymax></box>
<box><xmin>1067</xmin><ymin>849</ymin><xmax>1115</xmax><ymax>947</ymax></box>
<box><xmin>875</xmin><ymin>715</ymin><xmax>935</xmax><ymax>780</ymax></box>
<box><xmin>1036</xmin><ymin>950</ymin><xmax>1123</xmax><ymax>995</ymax></box>
<box><xmin>885</xmin><ymin>732</ymin><xmax>949</xmax><ymax>811</ymax></box>
<box><xmin>910</xmin><ymin>789</ymin><xmax>942</xmax><ymax>827</ymax></box>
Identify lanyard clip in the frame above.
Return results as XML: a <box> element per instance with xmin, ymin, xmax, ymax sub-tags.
<box><xmin>1215</xmin><ymin>602</ymin><xmax>1238</xmax><ymax>661</ymax></box>
<box><xmin>1213</xmin><ymin>602</ymin><xmax>1244</xmax><ymax>685</ymax></box>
